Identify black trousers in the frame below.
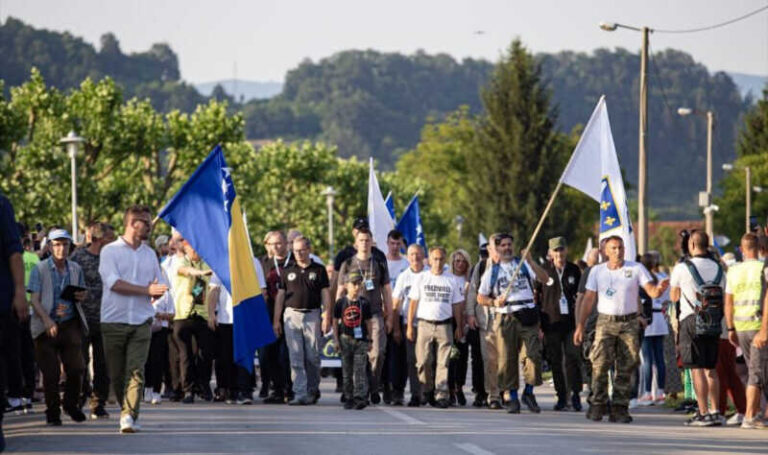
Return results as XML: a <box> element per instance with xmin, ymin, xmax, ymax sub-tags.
<box><xmin>462</xmin><ymin>328</ymin><xmax>485</xmax><ymax>395</ymax></box>
<box><xmin>259</xmin><ymin>334</ymin><xmax>290</xmax><ymax>396</ymax></box>
<box><xmin>1</xmin><ymin>312</ymin><xmax>30</xmax><ymax>399</ymax></box>
<box><xmin>82</xmin><ymin>322</ymin><xmax>110</xmax><ymax>409</ymax></box>
<box><xmin>387</xmin><ymin>329</ymin><xmax>407</xmax><ymax>394</ymax></box>
<box><xmin>543</xmin><ymin>327</ymin><xmax>583</xmax><ymax>400</ymax></box>
<box><xmin>167</xmin><ymin>321</ymin><xmax>182</xmax><ymax>394</ymax></box>
<box><xmin>214</xmin><ymin>323</ymin><xmax>239</xmax><ymax>396</ymax></box>
<box><xmin>173</xmin><ymin>317</ymin><xmax>214</xmax><ymax>395</ymax></box>
<box><xmin>0</xmin><ymin>310</ymin><xmax>14</xmax><ymax>427</ymax></box>
<box><xmin>145</xmin><ymin>327</ymin><xmax>169</xmax><ymax>393</ymax></box>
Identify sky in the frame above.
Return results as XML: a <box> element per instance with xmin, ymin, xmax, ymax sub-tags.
<box><xmin>3</xmin><ymin>0</ymin><xmax>767</xmax><ymax>84</ymax></box>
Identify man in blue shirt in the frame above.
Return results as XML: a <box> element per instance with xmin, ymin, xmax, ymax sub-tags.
<box><xmin>28</xmin><ymin>228</ymin><xmax>88</xmax><ymax>426</ymax></box>
<box><xmin>0</xmin><ymin>191</ymin><xmax>27</xmax><ymax>452</ymax></box>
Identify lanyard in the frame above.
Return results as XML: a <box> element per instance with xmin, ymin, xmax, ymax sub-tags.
<box><xmin>357</xmin><ymin>256</ymin><xmax>373</xmax><ymax>280</ymax></box>
<box><xmin>273</xmin><ymin>252</ymin><xmax>291</xmax><ymax>277</ymax></box>
<box><xmin>555</xmin><ymin>266</ymin><xmax>564</xmax><ymax>298</ymax></box>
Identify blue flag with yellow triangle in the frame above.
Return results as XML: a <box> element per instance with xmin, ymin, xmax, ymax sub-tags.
<box><xmin>158</xmin><ymin>145</ymin><xmax>275</xmax><ymax>372</ymax></box>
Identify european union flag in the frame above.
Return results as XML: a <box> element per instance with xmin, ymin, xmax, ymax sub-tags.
<box><xmin>384</xmin><ymin>192</ymin><xmax>396</xmax><ymax>222</ymax></box>
<box><xmin>396</xmin><ymin>195</ymin><xmax>426</xmax><ymax>249</ymax></box>
<box><xmin>158</xmin><ymin>146</ymin><xmax>275</xmax><ymax>372</ymax></box>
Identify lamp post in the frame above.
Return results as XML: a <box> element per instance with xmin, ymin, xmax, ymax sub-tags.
<box><xmin>321</xmin><ymin>186</ymin><xmax>337</xmax><ymax>260</ymax></box>
<box><xmin>600</xmin><ymin>21</ymin><xmax>650</xmax><ymax>254</ymax></box>
<box><xmin>678</xmin><ymin>107</ymin><xmax>714</xmax><ymax>243</ymax></box>
<box><xmin>60</xmin><ymin>131</ymin><xmax>85</xmax><ymax>242</ymax></box>
<box><xmin>723</xmin><ymin>163</ymin><xmax>758</xmax><ymax>234</ymax></box>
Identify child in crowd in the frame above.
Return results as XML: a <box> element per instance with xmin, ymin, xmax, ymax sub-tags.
<box><xmin>333</xmin><ymin>271</ymin><xmax>373</xmax><ymax>410</ymax></box>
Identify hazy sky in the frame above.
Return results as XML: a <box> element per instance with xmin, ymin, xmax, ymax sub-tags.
<box><xmin>4</xmin><ymin>0</ymin><xmax>767</xmax><ymax>83</ymax></box>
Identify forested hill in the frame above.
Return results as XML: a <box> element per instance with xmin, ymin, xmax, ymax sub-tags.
<box><xmin>0</xmin><ymin>17</ymin><xmax>754</xmax><ymax>219</ymax></box>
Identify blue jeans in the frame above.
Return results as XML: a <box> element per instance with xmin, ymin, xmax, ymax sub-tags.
<box><xmin>641</xmin><ymin>335</ymin><xmax>666</xmax><ymax>393</ymax></box>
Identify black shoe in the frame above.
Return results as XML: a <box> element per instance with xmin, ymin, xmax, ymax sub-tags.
<box><xmin>182</xmin><ymin>393</ymin><xmax>195</xmax><ymax>404</ymax></box>
<box><xmin>472</xmin><ymin>396</ymin><xmax>485</xmax><ymax>408</ymax></box>
<box><xmin>456</xmin><ymin>389</ymin><xmax>467</xmax><ymax>406</ymax></box>
<box><xmin>424</xmin><ymin>392</ymin><xmax>436</xmax><ymax>407</ymax></box>
<box><xmin>170</xmin><ymin>392</ymin><xmax>183</xmax><ymax>402</ymax></box>
<box><xmin>383</xmin><ymin>388</ymin><xmax>392</xmax><ymax>405</ymax></box>
<box><xmin>90</xmin><ymin>406</ymin><xmax>110</xmax><ymax>419</ymax></box>
<box><xmin>201</xmin><ymin>391</ymin><xmax>213</xmax><ymax>402</ymax></box>
<box><xmin>521</xmin><ymin>393</ymin><xmax>541</xmax><ymax>414</ymax></box>
<box><xmin>586</xmin><ymin>404</ymin><xmax>606</xmax><ymax>422</ymax></box>
<box><xmin>334</xmin><ymin>384</ymin><xmax>343</xmax><ymax>393</ymax></box>
<box><xmin>354</xmin><ymin>399</ymin><xmax>368</xmax><ymax>410</ymax></box>
<box><xmin>370</xmin><ymin>392</ymin><xmax>381</xmax><ymax>405</ymax></box>
<box><xmin>343</xmin><ymin>400</ymin><xmax>355</xmax><ymax>410</ymax></box>
<box><xmin>407</xmin><ymin>397</ymin><xmax>420</xmax><ymax>407</ymax></box>
<box><xmin>489</xmin><ymin>400</ymin><xmax>503</xmax><ymax>410</ymax></box>
<box><xmin>46</xmin><ymin>417</ymin><xmax>63</xmax><ymax>426</ymax></box>
<box><xmin>571</xmin><ymin>393</ymin><xmax>582</xmax><ymax>412</ymax></box>
<box><xmin>435</xmin><ymin>398</ymin><xmax>450</xmax><ymax>409</ymax></box>
<box><xmin>340</xmin><ymin>394</ymin><xmax>347</xmax><ymax>403</ymax></box>
<box><xmin>506</xmin><ymin>399</ymin><xmax>521</xmax><ymax>414</ymax></box>
<box><xmin>0</xmin><ymin>428</ymin><xmax>5</xmax><ymax>452</ymax></box>
<box><xmin>258</xmin><ymin>386</ymin><xmax>269</xmax><ymax>398</ymax></box>
<box><xmin>609</xmin><ymin>406</ymin><xmax>633</xmax><ymax>424</ymax></box>
<box><xmin>64</xmin><ymin>407</ymin><xmax>86</xmax><ymax>423</ymax></box>
<box><xmin>213</xmin><ymin>393</ymin><xmax>226</xmax><ymax>402</ymax></box>
<box><xmin>554</xmin><ymin>399</ymin><xmax>568</xmax><ymax>411</ymax></box>
<box><xmin>264</xmin><ymin>393</ymin><xmax>285</xmax><ymax>404</ymax></box>
<box><xmin>311</xmin><ymin>390</ymin><xmax>321</xmax><ymax>404</ymax></box>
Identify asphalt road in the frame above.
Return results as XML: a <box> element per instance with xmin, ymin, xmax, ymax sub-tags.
<box><xmin>3</xmin><ymin>379</ymin><xmax>765</xmax><ymax>454</ymax></box>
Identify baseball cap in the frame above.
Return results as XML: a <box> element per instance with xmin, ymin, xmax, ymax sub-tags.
<box><xmin>548</xmin><ymin>237</ymin><xmax>567</xmax><ymax>251</ymax></box>
<box><xmin>353</xmin><ymin>217</ymin><xmax>369</xmax><ymax>230</ymax></box>
<box><xmin>154</xmin><ymin>235</ymin><xmax>170</xmax><ymax>249</ymax></box>
<box><xmin>345</xmin><ymin>271</ymin><xmax>364</xmax><ymax>284</ymax></box>
<box><xmin>48</xmin><ymin>228</ymin><xmax>72</xmax><ymax>242</ymax></box>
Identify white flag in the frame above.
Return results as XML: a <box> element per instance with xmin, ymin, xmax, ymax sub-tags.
<box><xmin>581</xmin><ymin>237</ymin><xmax>593</xmax><ymax>263</ymax></box>
<box><xmin>368</xmin><ymin>158</ymin><xmax>394</xmax><ymax>250</ymax></box>
<box><xmin>478</xmin><ymin>233</ymin><xmax>488</xmax><ymax>247</ymax></box>
<box><xmin>560</xmin><ymin>97</ymin><xmax>636</xmax><ymax>261</ymax></box>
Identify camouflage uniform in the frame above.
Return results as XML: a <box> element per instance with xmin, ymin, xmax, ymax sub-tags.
<box><xmin>590</xmin><ymin>314</ymin><xmax>640</xmax><ymax>409</ymax></box>
<box><xmin>340</xmin><ymin>335</ymin><xmax>369</xmax><ymax>401</ymax></box>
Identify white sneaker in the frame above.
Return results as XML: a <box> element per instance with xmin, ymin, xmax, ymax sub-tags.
<box><xmin>143</xmin><ymin>388</ymin><xmax>152</xmax><ymax>403</ymax></box>
<box><xmin>741</xmin><ymin>417</ymin><xmax>766</xmax><ymax>429</ymax></box>
<box><xmin>653</xmin><ymin>394</ymin><xmax>666</xmax><ymax>406</ymax></box>
<box><xmin>637</xmin><ymin>394</ymin><xmax>654</xmax><ymax>406</ymax></box>
<box><xmin>120</xmin><ymin>415</ymin><xmax>135</xmax><ymax>433</ymax></box>
<box><xmin>726</xmin><ymin>413</ymin><xmax>744</xmax><ymax>426</ymax></box>
<box><xmin>628</xmin><ymin>398</ymin><xmax>639</xmax><ymax>409</ymax></box>
<box><xmin>151</xmin><ymin>392</ymin><xmax>162</xmax><ymax>405</ymax></box>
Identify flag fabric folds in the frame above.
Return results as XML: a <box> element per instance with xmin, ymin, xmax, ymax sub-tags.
<box><xmin>368</xmin><ymin>158</ymin><xmax>395</xmax><ymax>250</ymax></box>
<box><xmin>396</xmin><ymin>195</ymin><xmax>427</xmax><ymax>250</ymax></box>
<box><xmin>384</xmin><ymin>192</ymin><xmax>396</xmax><ymax>223</ymax></box>
<box><xmin>560</xmin><ymin>97</ymin><xmax>637</xmax><ymax>261</ymax></box>
<box><xmin>158</xmin><ymin>145</ymin><xmax>275</xmax><ymax>372</ymax></box>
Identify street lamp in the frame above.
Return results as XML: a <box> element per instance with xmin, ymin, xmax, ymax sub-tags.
<box><xmin>600</xmin><ymin>21</ymin><xmax>650</xmax><ymax>254</ymax></box>
<box><xmin>722</xmin><ymin>163</ymin><xmax>756</xmax><ymax>233</ymax></box>
<box><xmin>678</xmin><ymin>107</ymin><xmax>715</xmax><ymax>244</ymax></box>
<box><xmin>60</xmin><ymin>131</ymin><xmax>85</xmax><ymax>243</ymax></box>
<box><xmin>321</xmin><ymin>186</ymin><xmax>337</xmax><ymax>260</ymax></box>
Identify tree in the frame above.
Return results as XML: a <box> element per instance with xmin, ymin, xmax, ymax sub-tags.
<box><xmin>462</xmin><ymin>40</ymin><xmax>592</xmax><ymax>255</ymax></box>
<box><xmin>715</xmin><ymin>87</ymin><xmax>768</xmax><ymax>245</ymax></box>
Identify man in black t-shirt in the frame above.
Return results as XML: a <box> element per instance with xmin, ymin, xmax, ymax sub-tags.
<box><xmin>333</xmin><ymin>271</ymin><xmax>373</xmax><ymax>409</ymax></box>
<box><xmin>273</xmin><ymin>236</ymin><xmax>330</xmax><ymax>406</ymax></box>
<box><xmin>333</xmin><ymin>217</ymin><xmax>387</xmax><ymax>272</ymax></box>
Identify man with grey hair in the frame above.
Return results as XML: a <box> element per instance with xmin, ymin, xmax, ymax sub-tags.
<box><xmin>273</xmin><ymin>236</ymin><xmax>331</xmax><ymax>405</ymax></box>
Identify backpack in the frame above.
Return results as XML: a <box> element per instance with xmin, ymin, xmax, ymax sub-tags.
<box><xmin>683</xmin><ymin>259</ymin><xmax>724</xmax><ymax>337</ymax></box>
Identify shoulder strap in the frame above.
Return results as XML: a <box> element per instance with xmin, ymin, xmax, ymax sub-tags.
<box><xmin>683</xmin><ymin>259</ymin><xmax>705</xmax><ymax>286</ymax></box>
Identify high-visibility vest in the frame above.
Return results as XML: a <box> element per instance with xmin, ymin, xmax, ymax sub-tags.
<box><xmin>726</xmin><ymin>260</ymin><xmax>764</xmax><ymax>332</ymax></box>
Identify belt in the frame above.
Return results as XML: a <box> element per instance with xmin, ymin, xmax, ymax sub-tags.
<box><xmin>289</xmin><ymin>308</ymin><xmax>318</xmax><ymax>313</ymax></box>
<box><xmin>418</xmin><ymin>318</ymin><xmax>452</xmax><ymax>325</ymax></box>
<box><xmin>652</xmin><ymin>309</ymin><xmax>663</xmax><ymax>313</ymax></box>
<box><xmin>598</xmin><ymin>313</ymin><xmax>638</xmax><ymax>322</ymax></box>
<box><xmin>503</xmin><ymin>299</ymin><xmax>534</xmax><ymax>307</ymax></box>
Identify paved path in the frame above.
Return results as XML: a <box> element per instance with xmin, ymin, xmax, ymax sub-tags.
<box><xmin>4</xmin><ymin>380</ymin><xmax>766</xmax><ymax>454</ymax></box>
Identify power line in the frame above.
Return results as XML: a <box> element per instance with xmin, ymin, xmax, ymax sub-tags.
<box><xmin>654</xmin><ymin>4</ymin><xmax>768</xmax><ymax>34</ymax></box>
<box><xmin>647</xmin><ymin>42</ymin><xmax>676</xmax><ymax>115</ymax></box>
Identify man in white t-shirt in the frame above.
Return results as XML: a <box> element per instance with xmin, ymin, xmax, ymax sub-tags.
<box><xmin>669</xmin><ymin>231</ymin><xmax>726</xmax><ymax>427</ymax></box>
<box><xmin>406</xmin><ymin>246</ymin><xmax>463</xmax><ymax>408</ymax></box>
<box><xmin>477</xmin><ymin>233</ymin><xmax>550</xmax><ymax>414</ymax></box>
<box><xmin>391</xmin><ymin>244</ymin><xmax>428</xmax><ymax>406</ymax></box>
<box><xmin>384</xmin><ymin>230</ymin><xmax>409</xmax><ymax>405</ymax></box>
<box><xmin>574</xmin><ymin>236</ymin><xmax>669</xmax><ymax>424</ymax></box>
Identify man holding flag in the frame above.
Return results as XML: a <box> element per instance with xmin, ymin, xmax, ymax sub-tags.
<box><xmin>158</xmin><ymin>145</ymin><xmax>276</xmax><ymax>404</ymax></box>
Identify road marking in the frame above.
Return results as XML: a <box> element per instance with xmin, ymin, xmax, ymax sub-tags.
<box><xmin>378</xmin><ymin>407</ymin><xmax>426</xmax><ymax>425</ymax></box>
<box><xmin>455</xmin><ymin>443</ymin><xmax>495</xmax><ymax>455</ymax></box>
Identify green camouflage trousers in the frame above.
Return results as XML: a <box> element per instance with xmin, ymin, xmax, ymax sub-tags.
<box><xmin>340</xmin><ymin>335</ymin><xmax>369</xmax><ymax>400</ymax></box>
<box><xmin>589</xmin><ymin>314</ymin><xmax>640</xmax><ymax>408</ymax></box>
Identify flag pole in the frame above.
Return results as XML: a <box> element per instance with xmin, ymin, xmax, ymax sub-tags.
<box><xmin>497</xmin><ymin>180</ymin><xmax>564</xmax><ymax>302</ymax></box>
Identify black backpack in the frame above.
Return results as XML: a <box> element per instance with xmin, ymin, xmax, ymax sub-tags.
<box><xmin>683</xmin><ymin>259</ymin><xmax>724</xmax><ymax>337</ymax></box>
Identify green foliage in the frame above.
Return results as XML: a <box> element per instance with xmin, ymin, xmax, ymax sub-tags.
<box><xmin>397</xmin><ymin>41</ymin><xmax>594</xmax><ymax>258</ymax></box>
<box><xmin>0</xmin><ymin>70</ymin><xmax>243</xmax><ymax>231</ymax></box>
<box><xmin>715</xmin><ymin>87</ymin><xmax>768</xmax><ymax>245</ymax></box>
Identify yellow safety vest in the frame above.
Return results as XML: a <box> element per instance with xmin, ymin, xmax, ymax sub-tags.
<box><xmin>726</xmin><ymin>260</ymin><xmax>764</xmax><ymax>332</ymax></box>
